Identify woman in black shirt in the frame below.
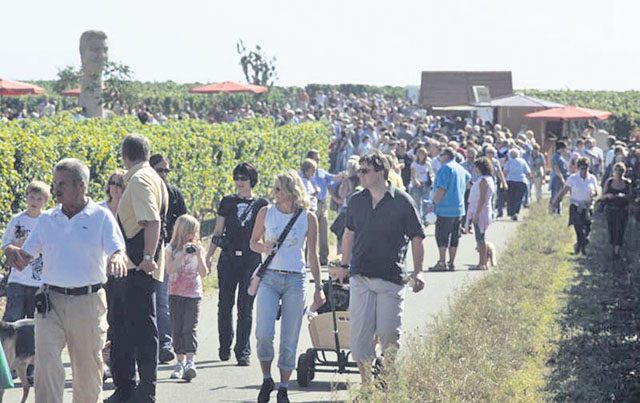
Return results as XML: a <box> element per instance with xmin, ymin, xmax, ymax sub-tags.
<box><xmin>602</xmin><ymin>162</ymin><xmax>631</xmax><ymax>259</ymax></box>
<box><xmin>206</xmin><ymin>163</ymin><xmax>268</xmax><ymax>366</ymax></box>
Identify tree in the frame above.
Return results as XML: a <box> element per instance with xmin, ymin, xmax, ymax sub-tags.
<box><xmin>236</xmin><ymin>40</ymin><xmax>278</xmax><ymax>87</ymax></box>
<box><xmin>53</xmin><ymin>65</ymin><xmax>81</xmax><ymax>92</ymax></box>
<box><xmin>102</xmin><ymin>61</ymin><xmax>134</xmax><ymax>109</ymax></box>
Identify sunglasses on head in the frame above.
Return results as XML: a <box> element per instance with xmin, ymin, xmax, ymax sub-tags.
<box><xmin>234</xmin><ymin>175</ymin><xmax>250</xmax><ymax>181</ymax></box>
<box><xmin>109</xmin><ymin>181</ymin><xmax>124</xmax><ymax>188</ymax></box>
<box><xmin>155</xmin><ymin>168</ymin><xmax>171</xmax><ymax>174</ymax></box>
<box><xmin>357</xmin><ymin>167</ymin><xmax>380</xmax><ymax>175</ymax></box>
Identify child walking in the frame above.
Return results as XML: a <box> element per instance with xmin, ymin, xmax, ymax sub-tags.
<box><xmin>165</xmin><ymin>215</ymin><xmax>209</xmax><ymax>381</ymax></box>
<box><xmin>1</xmin><ymin>181</ymin><xmax>49</xmax><ymax>386</ymax></box>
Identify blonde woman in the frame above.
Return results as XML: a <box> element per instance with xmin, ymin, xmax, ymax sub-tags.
<box><xmin>165</xmin><ymin>214</ymin><xmax>209</xmax><ymax>381</ymax></box>
<box><xmin>299</xmin><ymin>158</ymin><xmax>319</xmax><ymax>212</ymax></box>
<box><xmin>250</xmin><ymin>170</ymin><xmax>325</xmax><ymax>403</ymax></box>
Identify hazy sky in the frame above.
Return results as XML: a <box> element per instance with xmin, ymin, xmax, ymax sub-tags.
<box><xmin>1</xmin><ymin>0</ymin><xmax>636</xmax><ymax>90</ymax></box>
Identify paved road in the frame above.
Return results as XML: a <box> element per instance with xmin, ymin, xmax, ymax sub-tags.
<box><xmin>6</xmin><ymin>214</ymin><xmax>525</xmax><ymax>402</ymax></box>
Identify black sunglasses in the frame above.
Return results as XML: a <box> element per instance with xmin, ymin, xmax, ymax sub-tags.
<box><xmin>155</xmin><ymin>168</ymin><xmax>171</xmax><ymax>174</ymax></box>
<box><xmin>109</xmin><ymin>181</ymin><xmax>124</xmax><ymax>188</ymax></box>
<box><xmin>234</xmin><ymin>175</ymin><xmax>250</xmax><ymax>181</ymax></box>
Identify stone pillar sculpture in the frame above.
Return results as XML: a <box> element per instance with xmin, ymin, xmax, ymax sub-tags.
<box><xmin>79</xmin><ymin>30</ymin><xmax>108</xmax><ymax>118</ymax></box>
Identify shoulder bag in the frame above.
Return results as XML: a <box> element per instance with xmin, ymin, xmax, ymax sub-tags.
<box><xmin>247</xmin><ymin>208</ymin><xmax>303</xmax><ymax>296</ymax></box>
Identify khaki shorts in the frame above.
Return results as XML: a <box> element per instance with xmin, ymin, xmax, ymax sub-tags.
<box><xmin>349</xmin><ymin>275</ymin><xmax>405</xmax><ymax>362</ymax></box>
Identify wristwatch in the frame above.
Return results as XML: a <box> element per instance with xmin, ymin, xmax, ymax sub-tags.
<box><xmin>143</xmin><ymin>254</ymin><xmax>153</xmax><ymax>262</ymax></box>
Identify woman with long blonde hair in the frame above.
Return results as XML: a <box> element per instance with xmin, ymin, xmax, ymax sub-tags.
<box><xmin>250</xmin><ymin>170</ymin><xmax>325</xmax><ymax>403</ymax></box>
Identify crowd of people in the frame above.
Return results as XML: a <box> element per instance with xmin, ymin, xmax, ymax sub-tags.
<box><xmin>1</xmin><ymin>93</ymin><xmax>640</xmax><ymax>402</ymax></box>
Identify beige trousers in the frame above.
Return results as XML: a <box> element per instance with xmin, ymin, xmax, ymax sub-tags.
<box><xmin>35</xmin><ymin>288</ymin><xmax>107</xmax><ymax>403</ymax></box>
<box><xmin>317</xmin><ymin>199</ymin><xmax>329</xmax><ymax>264</ymax></box>
<box><xmin>532</xmin><ymin>176</ymin><xmax>544</xmax><ymax>203</ymax></box>
<box><xmin>349</xmin><ymin>275</ymin><xmax>405</xmax><ymax>362</ymax></box>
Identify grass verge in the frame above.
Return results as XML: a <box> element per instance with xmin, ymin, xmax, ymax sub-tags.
<box><xmin>546</xmin><ymin>212</ymin><xmax>640</xmax><ymax>401</ymax></box>
<box><xmin>354</xmin><ymin>201</ymin><xmax>575</xmax><ymax>402</ymax></box>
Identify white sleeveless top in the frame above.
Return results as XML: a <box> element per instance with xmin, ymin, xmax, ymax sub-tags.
<box><xmin>264</xmin><ymin>205</ymin><xmax>308</xmax><ymax>273</ymax></box>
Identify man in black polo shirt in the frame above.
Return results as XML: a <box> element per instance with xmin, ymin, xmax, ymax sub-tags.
<box><xmin>340</xmin><ymin>151</ymin><xmax>426</xmax><ymax>383</ymax></box>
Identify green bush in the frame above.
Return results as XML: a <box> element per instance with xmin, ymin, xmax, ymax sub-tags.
<box><xmin>0</xmin><ymin>115</ymin><xmax>330</xmax><ymax>231</ymax></box>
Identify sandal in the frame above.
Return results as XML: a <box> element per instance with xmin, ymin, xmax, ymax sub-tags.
<box><xmin>428</xmin><ymin>261</ymin><xmax>447</xmax><ymax>272</ymax></box>
<box><xmin>447</xmin><ymin>261</ymin><xmax>456</xmax><ymax>271</ymax></box>
<box><xmin>469</xmin><ymin>265</ymin><xmax>488</xmax><ymax>271</ymax></box>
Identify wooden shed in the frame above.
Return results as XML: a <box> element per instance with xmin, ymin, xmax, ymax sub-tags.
<box><xmin>420</xmin><ymin>71</ymin><xmax>513</xmax><ymax>107</ymax></box>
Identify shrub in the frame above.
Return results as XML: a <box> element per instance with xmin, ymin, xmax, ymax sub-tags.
<box><xmin>0</xmin><ymin>115</ymin><xmax>330</xmax><ymax>231</ymax></box>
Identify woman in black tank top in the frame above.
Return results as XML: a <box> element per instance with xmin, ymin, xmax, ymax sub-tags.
<box><xmin>602</xmin><ymin>162</ymin><xmax>631</xmax><ymax>258</ymax></box>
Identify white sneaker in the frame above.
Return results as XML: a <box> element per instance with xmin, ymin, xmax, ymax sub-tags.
<box><xmin>103</xmin><ymin>363</ymin><xmax>112</xmax><ymax>379</ymax></box>
<box><xmin>170</xmin><ymin>362</ymin><xmax>184</xmax><ymax>379</ymax></box>
<box><xmin>182</xmin><ymin>361</ymin><xmax>197</xmax><ymax>381</ymax></box>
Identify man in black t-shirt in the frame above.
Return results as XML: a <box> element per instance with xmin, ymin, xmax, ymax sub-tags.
<box><xmin>340</xmin><ymin>151</ymin><xmax>425</xmax><ymax>383</ymax></box>
<box><xmin>206</xmin><ymin>163</ymin><xmax>268</xmax><ymax>366</ymax></box>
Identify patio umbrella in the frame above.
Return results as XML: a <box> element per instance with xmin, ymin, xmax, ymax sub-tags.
<box><xmin>524</xmin><ymin>106</ymin><xmax>612</xmax><ymax>120</ymax></box>
<box><xmin>60</xmin><ymin>88</ymin><xmax>81</xmax><ymax>96</ymax></box>
<box><xmin>0</xmin><ymin>79</ymin><xmax>45</xmax><ymax>111</ymax></box>
<box><xmin>0</xmin><ymin>79</ymin><xmax>45</xmax><ymax>96</ymax></box>
<box><xmin>189</xmin><ymin>81</ymin><xmax>268</xmax><ymax>94</ymax></box>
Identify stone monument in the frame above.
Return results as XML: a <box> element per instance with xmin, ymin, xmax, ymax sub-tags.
<box><xmin>79</xmin><ymin>30</ymin><xmax>108</xmax><ymax>118</ymax></box>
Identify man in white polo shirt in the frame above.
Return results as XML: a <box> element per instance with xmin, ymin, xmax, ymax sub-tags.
<box><xmin>552</xmin><ymin>156</ymin><xmax>599</xmax><ymax>255</ymax></box>
<box><xmin>5</xmin><ymin>158</ymin><xmax>128</xmax><ymax>403</ymax></box>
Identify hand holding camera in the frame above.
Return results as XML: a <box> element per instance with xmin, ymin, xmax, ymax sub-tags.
<box><xmin>184</xmin><ymin>242</ymin><xmax>200</xmax><ymax>254</ymax></box>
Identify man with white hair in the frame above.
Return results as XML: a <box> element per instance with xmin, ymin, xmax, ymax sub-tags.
<box><xmin>503</xmin><ymin>149</ymin><xmax>532</xmax><ymax>221</ymax></box>
<box><xmin>5</xmin><ymin>158</ymin><xmax>128</xmax><ymax>403</ymax></box>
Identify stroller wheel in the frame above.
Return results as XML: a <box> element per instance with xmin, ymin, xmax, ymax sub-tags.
<box><xmin>296</xmin><ymin>353</ymin><xmax>313</xmax><ymax>387</ymax></box>
<box><xmin>305</xmin><ymin>349</ymin><xmax>316</xmax><ymax>380</ymax></box>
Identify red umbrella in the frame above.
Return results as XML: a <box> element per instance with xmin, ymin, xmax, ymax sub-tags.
<box><xmin>60</xmin><ymin>88</ymin><xmax>81</xmax><ymax>96</ymax></box>
<box><xmin>524</xmin><ymin>106</ymin><xmax>612</xmax><ymax>121</ymax></box>
<box><xmin>0</xmin><ymin>79</ymin><xmax>45</xmax><ymax>96</ymax></box>
<box><xmin>189</xmin><ymin>81</ymin><xmax>268</xmax><ymax>94</ymax></box>
<box><xmin>0</xmin><ymin>79</ymin><xmax>45</xmax><ymax>112</ymax></box>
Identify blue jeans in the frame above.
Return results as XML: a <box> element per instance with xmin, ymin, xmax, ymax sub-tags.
<box><xmin>255</xmin><ymin>270</ymin><xmax>306</xmax><ymax>371</ymax></box>
<box><xmin>409</xmin><ymin>183</ymin><xmax>430</xmax><ymax>223</ymax></box>
<box><xmin>155</xmin><ymin>271</ymin><xmax>173</xmax><ymax>351</ymax></box>
<box><xmin>551</xmin><ymin>180</ymin><xmax>563</xmax><ymax>214</ymax></box>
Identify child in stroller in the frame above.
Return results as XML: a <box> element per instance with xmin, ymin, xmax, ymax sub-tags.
<box><xmin>307</xmin><ymin>261</ymin><xmax>349</xmax><ymax>315</ymax></box>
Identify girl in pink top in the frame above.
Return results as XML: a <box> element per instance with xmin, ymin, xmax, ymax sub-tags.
<box><xmin>465</xmin><ymin>157</ymin><xmax>496</xmax><ymax>271</ymax></box>
<box><xmin>165</xmin><ymin>214</ymin><xmax>209</xmax><ymax>381</ymax></box>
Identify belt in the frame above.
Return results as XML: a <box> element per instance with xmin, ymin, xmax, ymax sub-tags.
<box><xmin>267</xmin><ymin>268</ymin><xmax>301</xmax><ymax>275</ymax></box>
<box><xmin>48</xmin><ymin>283</ymin><xmax>103</xmax><ymax>296</ymax></box>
